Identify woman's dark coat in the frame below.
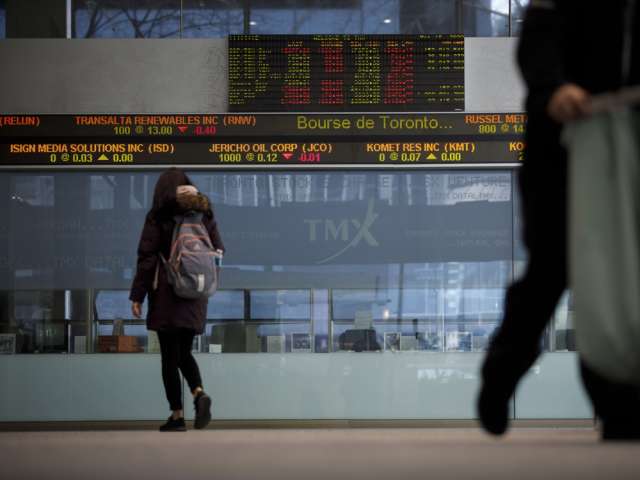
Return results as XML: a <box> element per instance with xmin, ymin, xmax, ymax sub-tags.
<box><xmin>129</xmin><ymin>192</ymin><xmax>225</xmax><ymax>334</ymax></box>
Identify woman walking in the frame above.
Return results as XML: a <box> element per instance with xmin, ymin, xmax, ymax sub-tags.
<box><xmin>130</xmin><ymin>168</ymin><xmax>225</xmax><ymax>432</ymax></box>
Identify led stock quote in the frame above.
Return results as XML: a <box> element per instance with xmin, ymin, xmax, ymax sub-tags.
<box><xmin>0</xmin><ymin>113</ymin><xmax>525</xmax><ymax>167</ymax></box>
<box><xmin>228</xmin><ymin>35</ymin><xmax>464</xmax><ymax>112</ymax></box>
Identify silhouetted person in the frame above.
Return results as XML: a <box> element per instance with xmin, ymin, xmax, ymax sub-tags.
<box><xmin>477</xmin><ymin>0</ymin><xmax>640</xmax><ymax>439</ymax></box>
<box><xmin>130</xmin><ymin>168</ymin><xmax>225</xmax><ymax>431</ymax></box>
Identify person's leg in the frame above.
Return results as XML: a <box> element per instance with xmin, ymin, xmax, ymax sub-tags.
<box><xmin>176</xmin><ymin>330</ymin><xmax>211</xmax><ymax>429</ymax></box>
<box><xmin>176</xmin><ymin>330</ymin><xmax>203</xmax><ymax>394</ymax></box>
<box><xmin>580</xmin><ymin>360</ymin><xmax>640</xmax><ymax>440</ymax></box>
<box><xmin>157</xmin><ymin>330</ymin><xmax>184</xmax><ymax>418</ymax></box>
<box><xmin>478</xmin><ymin>121</ymin><xmax>568</xmax><ymax>435</ymax></box>
<box><xmin>478</xmin><ymin>250</ymin><xmax>566</xmax><ymax>434</ymax></box>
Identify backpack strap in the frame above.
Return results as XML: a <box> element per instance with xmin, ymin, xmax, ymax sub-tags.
<box><xmin>164</xmin><ymin>214</ymin><xmax>186</xmax><ymax>261</ymax></box>
<box><xmin>157</xmin><ymin>214</ymin><xmax>185</xmax><ymax>286</ymax></box>
<box><xmin>171</xmin><ymin>214</ymin><xmax>185</xmax><ymax>245</ymax></box>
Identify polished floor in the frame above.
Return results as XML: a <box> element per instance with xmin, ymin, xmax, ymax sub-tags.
<box><xmin>1</xmin><ymin>428</ymin><xmax>639</xmax><ymax>480</ymax></box>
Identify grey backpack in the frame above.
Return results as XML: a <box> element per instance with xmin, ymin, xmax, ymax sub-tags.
<box><xmin>159</xmin><ymin>212</ymin><xmax>219</xmax><ymax>300</ymax></box>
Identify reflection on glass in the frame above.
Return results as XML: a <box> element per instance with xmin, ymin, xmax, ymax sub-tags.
<box><xmin>331</xmin><ymin>274</ymin><xmax>506</xmax><ymax>353</ymax></box>
<box><xmin>461</xmin><ymin>0</ymin><xmax>509</xmax><ymax>36</ymax></box>
<box><xmin>251</xmin><ymin>289</ymin><xmax>310</xmax><ymax>320</ymax></box>
<box><xmin>12</xmin><ymin>175</ymin><xmax>54</xmax><ymax>207</ymax></box>
<box><xmin>10</xmin><ymin>291</ymin><xmax>59</xmax><ymax>354</ymax></box>
<box><xmin>550</xmin><ymin>291</ymin><xmax>575</xmax><ymax>352</ymax></box>
<box><xmin>246</xmin><ymin>0</ymin><xmax>511</xmax><ymax>36</ymax></box>
<box><xmin>205</xmin><ymin>290</ymin><xmax>245</xmax><ymax>353</ymax></box>
<box><xmin>182</xmin><ymin>0</ymin><xmax>243</xmax><ymax>37</ymax></box>
<box><xmin>248</xmin><ymin>0</ymin><xmax>397</xmax><ymax>35</ymax></box>
<box><xmin>73</xmin><ymin>0</ymin><xmax>181</xmax><ymax>38</ymax></box>
<box><xmin>207</xmin><ymin>290</ymin><xmax>245</xmax><ymax>319</ymax></box>
<box><xmin>95</xmin><ymin>290</ymin><xmax>147</xmax><ymax>352</ymax></box>
<box><xmin>69</xmin><ymin>0</ymin><xmax>525</xmax><ymax>37</ymax></box>
<box><xmin>398</xmin><ymin>0</ymin><xmax>508</xmax><ymax>36</ymax></box>
<box><xmin>312</xmin><ymin>289</ymin><xmax>329</xmax><ymax>352</ymax></box>
<box><xmin>129</xmin><ymin>174</ymin><xmax>152</xmax><ymax>210</ymax></box>
<box><xmin>0</xmin><ymin>170</ymin><xmax>585</xmax><ymax>354</ymax></box>
<box><xmin>510</xmin><ymin>0</ymin><xmax>530</xmax><ymax>36</ymax></box>
<box><xmin>0</xmin><ymin>0</ymin><xmax>6</xmax><ymax>38</ymax></box>
<box><xmin>251</xmin><ymin>290</ymin><xmax>312</xmax><ymax>353</ymax></box>
<box><xmin>90</xmin><ymin>175</ymin><xmax>115</xmax><ymax>210</ymax></box>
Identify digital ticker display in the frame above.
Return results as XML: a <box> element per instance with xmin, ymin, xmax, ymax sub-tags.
<box><xmin>228</xmin><ymin>34</ymin><xmax>464</xmax><ymax>112</ymax></box>
<box><xmin>0</xmin><ymin>113</ymin><xmax>525</xmax><ymax>168</ymax></box>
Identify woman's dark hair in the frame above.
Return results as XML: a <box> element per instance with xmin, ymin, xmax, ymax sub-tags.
<box><xmin>147</xmin><ymin>167</ymin><xmax>194</xmax><ymax>222</ymax></box>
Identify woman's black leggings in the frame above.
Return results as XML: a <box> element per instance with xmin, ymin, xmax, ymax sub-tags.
<box><xmin>157</xmin><ymin>329</ymin><xmax>203</xmax><ymax>411</ymax></box>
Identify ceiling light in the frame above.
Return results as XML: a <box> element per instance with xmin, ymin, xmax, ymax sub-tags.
<box><xmin>383</xmin><ymin>18</ymin><xmax>392</xmax><ymax>24</ymax></box>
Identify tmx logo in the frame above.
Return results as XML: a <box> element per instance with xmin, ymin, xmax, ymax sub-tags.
<box><xmin>303</xmin><ymin>200</ymin><xmax>379</xmax><ymax>264</ymax></box>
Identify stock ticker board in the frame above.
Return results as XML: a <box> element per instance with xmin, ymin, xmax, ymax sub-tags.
<box><xmin>228</xmin><ymin>35</ymin><xmax>464</xmax><ymax>112</ymax></box>
<box><xmin>0</xmin><ymin>113</ymin><xmax>525</xmax><ymax>168</ymax></box>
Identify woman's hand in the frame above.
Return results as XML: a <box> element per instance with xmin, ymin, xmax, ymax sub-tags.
<box><xmin>131</xmin><ymin>302</ymin><xmax>142</xmax><ymax>319</ymax></box>
<box><xmin>547</xmin><ymin>83</ymin><xmax>591</xmax><ymax>123</ymax></box>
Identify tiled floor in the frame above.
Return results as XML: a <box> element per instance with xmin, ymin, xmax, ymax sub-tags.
<box><xmin>1</xmin><ymin>428</ymin><xmax>638</xmax><ymax>480</ymax></box>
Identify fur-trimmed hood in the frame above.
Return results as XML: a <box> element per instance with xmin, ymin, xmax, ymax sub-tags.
<box><xmin>176</xmin><ymin>191</ymin><xmax>211</xmax><ymax>213</ymax></box>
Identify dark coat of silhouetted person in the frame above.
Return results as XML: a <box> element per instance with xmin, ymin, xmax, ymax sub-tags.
<box><xmin>478</xmin><ymin>0</ymin><xmax>640</xmax><ymax>440</ymax></box>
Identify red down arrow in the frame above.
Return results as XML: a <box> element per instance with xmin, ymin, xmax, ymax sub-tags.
<box><xmin>282</xmin><ymin>152</ymin><xmax>293</xmax><ymax>160</ymax></box>
<box><xmin>177</xmin><ymin>125</ymin><xmax>188</xmax><ymax>133</ymax></box>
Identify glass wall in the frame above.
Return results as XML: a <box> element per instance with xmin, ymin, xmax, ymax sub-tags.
<box><xmin>71</xmin><ymin>0</ymin><xmax>531</xmax><ymax>38</ymax></box>
<box><xmin>0</xmin><ymin>0</ymin><xmax>530</xmax><ymax>39</ymax></box>
<box><xmin>73</xmin><ymin>0</ymin><xmax>182</xmax><ymax>38</ymax></box>
<box><xmin>510</xmin><ymin>0</ymin><xmax>530</xmax><ymax>36</ymax></box>
<box><xmin>0</xmin><ymin>169</ymin><xmax>573</xmax><ymax>355</ymax></box>
<box><xmin>0</xmin><ymin>0</ymin><xmax>6</xmax><ymax>38</ymax></box>
<box><xmin>182</xmin><ymin>0</ymin><xmax>244</xmax><ymax>38</ymax></box>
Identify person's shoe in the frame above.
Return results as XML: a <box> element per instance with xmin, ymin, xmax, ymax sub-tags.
<box><xmin>193</xmin><ymin>392</ymin><xmax>212</xmax><ymax>430</ymax></box>
<box><xmin>477</xmin><ymin>344</ymin><xmax>540</xmax><ymax>436</ymax></box>
<box><xmin>159</xmin><ymin>416</ymin><xmax>186</xmax><ymax>432</ymax></box>
<box><xmin>477</xmin><ymin>379</ymin><xmax>510</xmax><ymax>435</ymax></box>
<box><xmin>601</xmin><ymin>419</ymin><xmax>640</xmax><ymax>441</ymax></box>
